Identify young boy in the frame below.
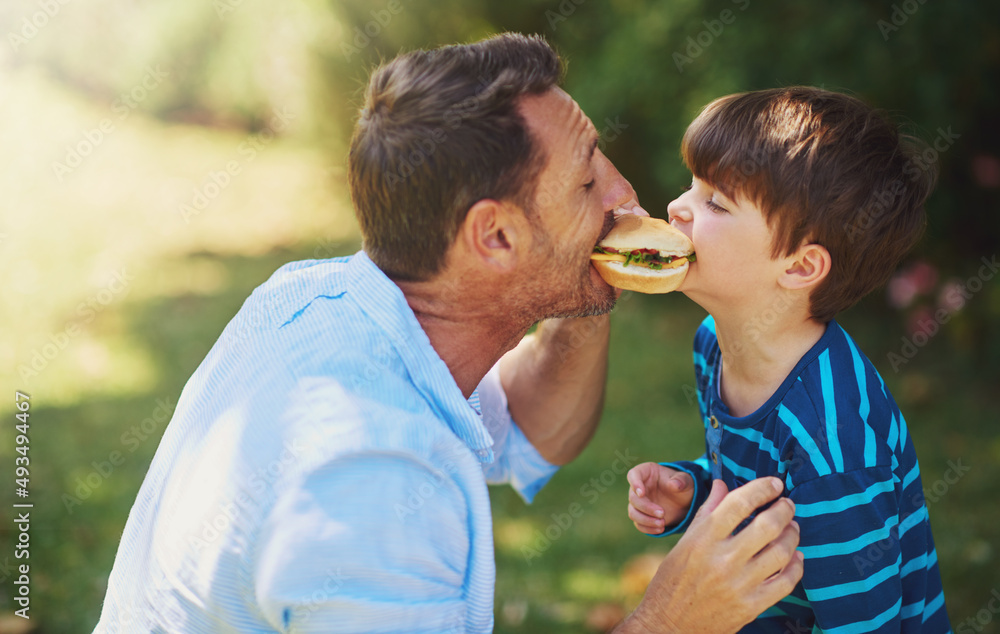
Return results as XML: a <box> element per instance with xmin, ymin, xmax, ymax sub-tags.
<box><xmin>626</xmin><ymin>87</ymin><xmax>951</xmax><ymax>632</ymax></box>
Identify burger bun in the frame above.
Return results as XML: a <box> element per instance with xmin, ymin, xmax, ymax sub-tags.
<box><xmin>591</xmin><ymin>216</ymin><xmax>694</xmax><ymax>294</ymax></box>
<box><xmin>593</xmin><ymin>258</ymin><xmax>689</xmax><ymax>294</ymax></box>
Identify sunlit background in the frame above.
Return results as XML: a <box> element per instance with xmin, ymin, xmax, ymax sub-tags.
<box><xmin>1</xmin><ymin>0</ymin><xmax>998</xmax><ymax>631</ymax></box>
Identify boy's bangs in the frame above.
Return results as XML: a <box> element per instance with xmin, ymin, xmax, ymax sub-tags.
<box><xmin>679</xmin><ymin>94</ymin><xmax>774</xmax><ymax>210</ymax></box>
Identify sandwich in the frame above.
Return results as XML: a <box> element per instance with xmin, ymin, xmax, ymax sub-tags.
<box><xmin>590</xmin><ymin>215</ymin><xmax>696</xmax><ymax>294</ymax></box>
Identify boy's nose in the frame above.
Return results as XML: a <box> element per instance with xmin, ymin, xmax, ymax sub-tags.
<box><xmin>667</xmin><ymin>197</ymin><xmax>692</xmax><ymax>224</ymax></box>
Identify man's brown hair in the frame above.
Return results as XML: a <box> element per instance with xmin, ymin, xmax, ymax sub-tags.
<box><xmin>348</xmin><ymin>33</ymin><xmax>563</xmax><ymax>280</ymax></box>
<box><xmin>681</xmin><ymin>86</ymin><xmax>937</xmax><ymax>322</ymax></box>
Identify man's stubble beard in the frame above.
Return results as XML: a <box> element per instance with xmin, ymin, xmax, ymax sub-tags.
<box><xmin>508</xmin><ymin>228</ymin><xmax>618</xmax><ymax>324</ymax></box>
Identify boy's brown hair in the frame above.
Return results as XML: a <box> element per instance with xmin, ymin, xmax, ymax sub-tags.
<box><xmin>681</xmin><ymin>86</ymin><xmax>937</xmax><ymax>322</ymax></box>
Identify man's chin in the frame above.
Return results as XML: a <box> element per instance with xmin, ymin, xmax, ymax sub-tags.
<box><xmin>566</xmin><ymin>298</ymin><xmax>616</xmax><ymax>319</ymax></box>
<box><xmin>546</xmin><ymin>300</ymin><xmax>614</xmax><ymax>320</ymax></box>
<box><xmin>553</xmin><ymin>270</ymin><xmax>618</xmax><ymax>319</ymax></box>
<box><xmin>524</xmin><ymin>260</ymin><xmax>618</xmax><ymax>321</ymax></box>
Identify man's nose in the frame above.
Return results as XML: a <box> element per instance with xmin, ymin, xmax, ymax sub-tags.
<box><xmin>596</xmin><ymin>150</ymin><xmax>636</xmax><ymax>210</ymax></box>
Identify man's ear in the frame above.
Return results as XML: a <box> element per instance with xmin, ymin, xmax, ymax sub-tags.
<box><xmin>779</xmin><ymin>243</ymin><xmax>831</xmax><ymax>290</ymax></box>
<box><xmin>458</xmin><ymin>198</ymin><xmax>521</xmax><ymax>272</ymax></box>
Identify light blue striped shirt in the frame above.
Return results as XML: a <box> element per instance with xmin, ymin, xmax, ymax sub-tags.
<box><xmin>95</xmin><ymin>252</ymin><xmax>559</xmax><ymax>633</ymax></box>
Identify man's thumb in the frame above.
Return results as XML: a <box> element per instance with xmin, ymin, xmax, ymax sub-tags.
<box><xmin>693</xmin><ymin>479</ymin><xmax>729</xmax><ymax>520</ymax></box>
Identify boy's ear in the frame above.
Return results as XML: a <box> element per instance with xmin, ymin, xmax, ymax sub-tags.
<box><xmin>456</xmin><ymin>198</ymin><xmax>521</xmax><ymax>272</ymax></box>
<box><xmin>779</xmin><ymin>243</ymin><xmax>831</xmax><ymax>291</ymax></box>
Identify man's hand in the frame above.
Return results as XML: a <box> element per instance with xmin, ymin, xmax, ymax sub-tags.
<box><xmin>615</xmin><ymin>477</ymin><xmax>804</xmax><ymax>634</ymax></box>
<box><xmin>627</xmin><ymin>463</ymin><xmax>694</xmax><ymax>534</ymax></box>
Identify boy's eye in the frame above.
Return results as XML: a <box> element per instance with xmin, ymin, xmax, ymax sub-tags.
<box><xmin>706</xmin><ymin>199</ymin><xmax>729</xmax><ymax>214</ymax></box>
<box><xmin>682</xmin><ymin>184</ymin><xmax>692</xmax><ymax>192</ymax></box>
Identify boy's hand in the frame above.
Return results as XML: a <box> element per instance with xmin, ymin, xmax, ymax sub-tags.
<box><xmin>627</xmin><ymin>462</ymin><xmax>695</xmax><ymax>534</ymax></box>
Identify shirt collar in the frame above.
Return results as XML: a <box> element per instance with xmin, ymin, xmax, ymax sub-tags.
<box><xmin>345</xmin><ymin>251</ymin><xmax>495</xmax><ymax>462</ymax></box>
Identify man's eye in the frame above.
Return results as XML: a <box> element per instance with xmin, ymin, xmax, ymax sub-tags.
<box><xmin>583</xmin><ymin>179</ymin><xmax>596</xmax><ymax>191</ymax></box>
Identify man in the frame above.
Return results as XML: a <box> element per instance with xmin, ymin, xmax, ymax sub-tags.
<box><xmin>96</xmin><ymin>33</ymin><xmax>802</xmax><ymax>633</ymax></box>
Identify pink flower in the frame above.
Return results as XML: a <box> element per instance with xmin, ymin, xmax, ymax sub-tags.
<box><xmin>888</xmin><ymin>274</ymin><xmax>918</xmax><ymax>309</ymax></box>
<box><xmin>888</xmin><ymin>260</ymin><xmax>939</xmax><ymax>309</ymax></box>
<box><xmin>909</xmin><ymin>261</ymin><xmax>939</xmax><ymax>294</ymax></box>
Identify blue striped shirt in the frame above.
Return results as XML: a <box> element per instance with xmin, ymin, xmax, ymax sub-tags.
<box><xmin>94</xmin><ymin>252</ymin><xmax>558</xmax><ymax>633</ymax></box>
<box><xmin>661</xmin><ymin>316</ymin><xmax>952</xmax><ymax>633</ymax></box>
